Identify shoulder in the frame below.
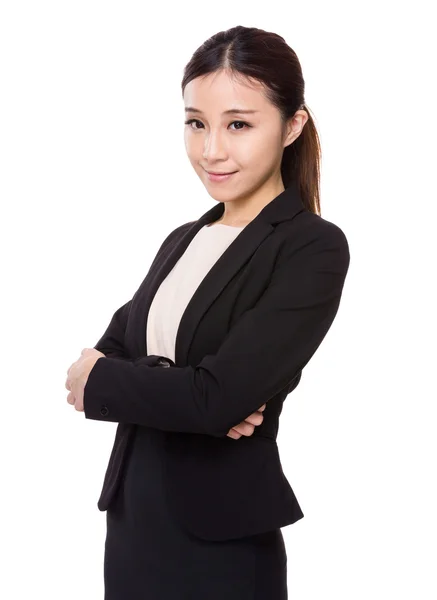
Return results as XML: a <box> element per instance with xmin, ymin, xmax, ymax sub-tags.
<box><xmin>275</xmin><ymin>210</ymin><xmax>350</xmax><ymax>274</ymax></box>
<box><xmin>290</xmin><ymin>209</ymin><xmax>348</xmax><ymax>246</ymax></box>
<box><xmin>286</xmin><ymin>209</ymin><xmax>348</xmax><ymax>251</ymax></box>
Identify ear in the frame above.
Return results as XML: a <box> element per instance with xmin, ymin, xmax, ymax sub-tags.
<box><xmin>283</xmin><ymin>110</ymin><xmax>309</xmax><ymax>149</ymax></box>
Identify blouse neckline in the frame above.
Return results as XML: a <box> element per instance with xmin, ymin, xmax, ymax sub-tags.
<box><xmin>205</xmin><ymin>223</ymin><xmax>245</xmax><ymax>230</ymax></box>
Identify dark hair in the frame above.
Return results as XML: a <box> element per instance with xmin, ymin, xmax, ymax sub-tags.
<box><xmin>181</xmin><ymin>25</ymin><xmax>322</xmax><ymax>216</ymax></box>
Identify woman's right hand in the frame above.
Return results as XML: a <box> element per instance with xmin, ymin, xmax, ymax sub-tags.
<box><xmin>227</xmin><ymin>403</ymin><xmax>266</xmax><ymax>439</ymax></box>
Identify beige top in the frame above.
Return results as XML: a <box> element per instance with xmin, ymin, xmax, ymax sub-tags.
<box><xmin>146</xmin><ymin>223</ymin><xmax>245</xmax><ymax>363</ymax></box>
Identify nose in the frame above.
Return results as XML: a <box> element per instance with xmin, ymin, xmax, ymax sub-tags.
<box><xmin>202</xmin><ymin>130</ymin><xmax>228</xmax><ymax>162</ymax></box>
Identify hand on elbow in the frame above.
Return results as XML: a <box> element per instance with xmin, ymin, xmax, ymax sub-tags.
<box><xmin>226</xmin><ymin>403</ymin><xmax>266</xmax><ymax>440</ymax></box>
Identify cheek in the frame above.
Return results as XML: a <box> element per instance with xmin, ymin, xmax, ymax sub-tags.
<box><xmin>184</xmin><ymin>130</ymin><xmax>193</xmax><ymax>149</ymax></box>
<box><xmin>236</xmin><ymin>146</ymin><xmax>260</xmax><ymax>170</ymax></box>
<box><xmin>246</xmin><ymin>135</ymin><xmax>278</xmax><ymax>168</ymax></box>
<box><xmin>184</xmin><ymin>136</ymin><xmax>203</xmax><ymax>162</ymax></box>
<box><xmin>237</xmin><ymin>132</ymin><xmax>266</xmax><ymax>160</ymax></box>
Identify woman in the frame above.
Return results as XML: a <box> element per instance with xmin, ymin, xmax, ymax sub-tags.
<box><xmin>66</xmin><ymin>25</ymin><xmax>350</xmax><ymax>599</ymax></box>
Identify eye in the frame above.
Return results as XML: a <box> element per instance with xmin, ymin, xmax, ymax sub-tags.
<box><xmin>229</xmin><ymin>120</ymin><xmax>250</xmax><ymax>131</ymax></box>
<box><xmin>184</xmin><ymin>119</ymin><xmax>251</xmax><ymax>131</ymax></box>
<box><xmin>184</xmin><ymin>119</ymin><xmax>203</xmax><ymax>130</ymax></box>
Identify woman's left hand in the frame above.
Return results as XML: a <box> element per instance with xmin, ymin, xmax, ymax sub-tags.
<box><xmin>65</xmin><ymin>348</ymin><xmax>106</xmax><ymax>412</ymax></box>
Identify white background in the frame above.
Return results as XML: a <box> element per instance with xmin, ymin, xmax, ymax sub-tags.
<box><xmin>1</xmin><ymin>1</ymin><xmax>436</xmax><ymax>598</ymax></box>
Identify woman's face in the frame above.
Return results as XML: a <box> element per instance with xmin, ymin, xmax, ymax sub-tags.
<box><xmin>183</xmin><ymin>69</ymin><xmax>302</xmax><ymax>204</ymax></box>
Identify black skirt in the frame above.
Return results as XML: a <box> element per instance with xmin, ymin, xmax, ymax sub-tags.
<box><xmin>103</xmin><ymin>426</ymin><xmax>288</xmax><ymax>600</ymax></box>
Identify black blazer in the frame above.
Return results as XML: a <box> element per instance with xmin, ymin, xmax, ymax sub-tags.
<box><xmin>83</xmin><ymin>181</ymin><xmax>350</xmax><ymax>541</ymax></box>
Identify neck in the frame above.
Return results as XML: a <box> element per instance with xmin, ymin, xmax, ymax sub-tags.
<box><xmin>215</xmin><ymin>177</ymin><xmax>285</xmax><ymax>227</ymax></box>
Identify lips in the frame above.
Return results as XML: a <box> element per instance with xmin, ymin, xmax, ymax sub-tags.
<box><xmin>207</xmin><ymin>171</ymin><xmax>236</xmax><ymax>175</ymax></box>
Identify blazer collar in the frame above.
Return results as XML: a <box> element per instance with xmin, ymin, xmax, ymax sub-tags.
<box><xmin>131</xmin><ymin>180</ymin><xmax>306</xmax><ymax>365</ymax></box>
<box><xmin>196</xmin><ymin>178</ymin><xmax>305</xmax><ymax>229</ymax></box>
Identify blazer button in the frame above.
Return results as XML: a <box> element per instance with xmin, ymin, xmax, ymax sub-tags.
<box><xmin>100</xmin><ymin>405</ymin><xmax>109</xmax><ymax>417</ymax></box>
<box><xmin>157</xmin><ymin>358</ymin><xmax>171</xmax><ymax>368</ymax></box>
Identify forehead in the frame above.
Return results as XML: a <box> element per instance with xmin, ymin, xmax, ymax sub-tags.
<box><xmin>183</xmin><ymin>70</ymin><xmax>271</xmax><ymax>113</ymax></box>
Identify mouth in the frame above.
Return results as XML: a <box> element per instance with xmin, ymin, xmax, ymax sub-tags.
<box><xmin>206</xmin><ymin>170</ymin><xmax>236</xmax><ymax>175</ymax></box>
<box><xmin>204</xmin><ymin>169</ymin><xmax>238</xmax><ymax>182</ymax></box>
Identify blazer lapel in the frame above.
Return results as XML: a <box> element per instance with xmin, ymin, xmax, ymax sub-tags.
<box><xmin>173</xmin><ymin>216</ymin><xmax>274</xmax><ymax>366</ymax></box>
<box><xmin>127</xmin><ymin>180</ymin><xmax>305</xmax><ymax>367</ymax></box>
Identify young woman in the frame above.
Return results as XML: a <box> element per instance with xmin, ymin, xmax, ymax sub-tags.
<box><xmin>66</xmin><ymin>25</ymin><xmax>350</xmax><ymax>600</ymax></box>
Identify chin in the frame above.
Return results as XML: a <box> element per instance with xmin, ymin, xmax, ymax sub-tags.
<box><xmin>204</xmin><ymin>186</ymin><xmax>236</xmax><ymax>201</ymax></box>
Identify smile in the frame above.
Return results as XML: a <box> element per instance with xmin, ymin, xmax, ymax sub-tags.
<box><xmin>205</xmin><ymin>171</ymin><xmax>238</xmax><ymax>182</ymax></box>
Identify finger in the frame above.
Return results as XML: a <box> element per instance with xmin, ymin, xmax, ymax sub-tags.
<box><xmin>74</xmin><ymin>385</ymin><xmax>85</xmax><ymax>412</ymax></box>
<box><xmin>65</xmin><ymin>378</ymin><xmax>71</xmax><ymax>391</ymax></box>
<box><xmin>67</xmin><ymin>391</ymin><xmax>75</xmax><ymax>405</ymax></box>
<box><xmin>66</xmin><ymin>362</ymin><xmax>76</xmax><ymax>380</ymax></box>
<box><xmin>227</xmin><ymin>428</ymin><xmax>242</xmax><ymax>440</ymax></box>
<box><xmin>244</xmin><ymin>412</ymin><xmax>264</xmax><ymax>426</ymax></box>
<box><xmin>233</xmin><ymin>422</ymin><xmax>255</xmax><ymax>437</ymax></box>
<box><xmin>259</xmin><ymin>403</ymin><xmax>266</xmax><ymax>411</ymax></box>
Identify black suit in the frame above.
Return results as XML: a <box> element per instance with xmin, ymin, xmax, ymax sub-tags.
<box><xmin>84</xmin><ymin>180</ymin><xmax>350</xmax><ymax>543</ymax></box>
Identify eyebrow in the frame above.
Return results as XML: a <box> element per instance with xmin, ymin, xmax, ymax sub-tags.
<box><xmin>184</xmin><ymin>107</ymin><xmax>259</xmax><ymax>115</ymax></box>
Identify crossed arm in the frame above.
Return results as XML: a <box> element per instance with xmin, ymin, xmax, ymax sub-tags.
<box><xmin>89</xmin><ymin>298</ymin><xmax>265</xmax><ymax>439</ymax></box>
<box><xmin>82</xmin><ymin>222</ymin><xmax>350</xmax><ymax>439</ymax></box>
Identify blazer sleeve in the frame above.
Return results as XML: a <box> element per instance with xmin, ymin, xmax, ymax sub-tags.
<box><xmin>93</xmin><ymin>300</ymin><xmax>133</xmax><ymax>360</ymax></box>
<box><xmin>83</xmin><ymin>221</ymin><xmax>350</xmax><ymax>437</ymax></box>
